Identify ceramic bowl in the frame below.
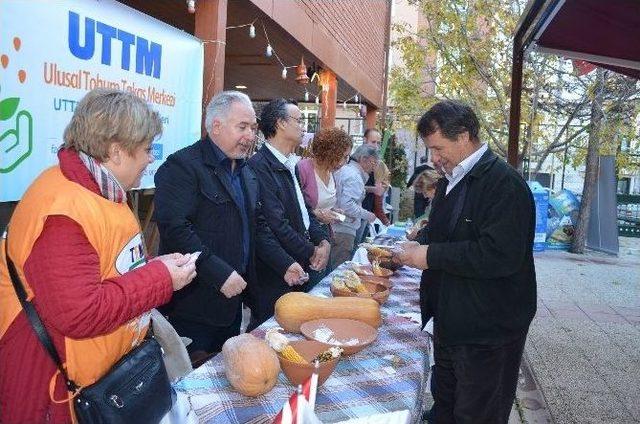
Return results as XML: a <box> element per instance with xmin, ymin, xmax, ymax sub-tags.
<box><xmin>278</xmin><ymin>340</ymin><xmax>339</xmax><ymax>386</ymax></box>
<box><xmin>300</xmin><ymin>318</ymin><xmax>378</xmax><ymax>356</ymax></box>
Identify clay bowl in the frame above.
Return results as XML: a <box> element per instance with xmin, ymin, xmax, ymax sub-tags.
<box><xmin>352</xmin><ymin>263</ymin><xmax>394</xmax><ymax>278</ymax></box>
<box><xmin>300</xmin><ymin>318</ymin><xmax>378</xmax><ymax>356</ymax></box>
<box><xmin>330</xmin><ymin>281</ymin><xmax>389</xmax><ymax>305</ymax></box>
<box><xmin>358</xmin><ymin>274</ymin><xmax>392</xmax><ymax>289</ymax></box>
<box><xmin>279</xmin><ymin>340</ymin><xmax>339</xmax><ymax>387</ymax></box>
<box><xmin>366</xmin><ymin>251</ymin><xmax>402</xmax><ymax>271</ymax></box>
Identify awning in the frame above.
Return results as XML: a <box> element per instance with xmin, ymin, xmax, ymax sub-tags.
<box><xmin>507</xmin><ymin>0</ymin><xmax>640</xmax><ymax>166</ymax></box>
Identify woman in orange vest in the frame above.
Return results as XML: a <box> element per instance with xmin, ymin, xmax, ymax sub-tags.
<box><xmin>0</xmin><ymin>89</ymin><xmax>197</xmax><ymax>423</ymax></box>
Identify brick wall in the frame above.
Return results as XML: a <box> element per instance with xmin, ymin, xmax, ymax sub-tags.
<box><xmin>298</xmin><ymin>0</ymin><xmax>388</xmax><ymax>91</ymax></box>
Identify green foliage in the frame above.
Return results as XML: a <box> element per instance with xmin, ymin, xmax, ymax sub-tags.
<box><xmin>389</xmin><ymin>0</ymin><xmax>640</xmax><ymax>177</ymax></box>
<box><xmin>384</xmin><ymin>135</ymin><xmax>408</xmax><ymax>187</ymax></box>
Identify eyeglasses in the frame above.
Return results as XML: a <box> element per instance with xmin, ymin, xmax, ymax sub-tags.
<box><xmin>287</xmin><ymin>116</ymin><xmax>305</xmax><ymax>127</ymax></box>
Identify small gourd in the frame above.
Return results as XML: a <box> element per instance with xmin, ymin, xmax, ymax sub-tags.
<box><xmin>221</xmin><ymin>333</ymin><xmax>280</xmax><ymax>397</ymax></box>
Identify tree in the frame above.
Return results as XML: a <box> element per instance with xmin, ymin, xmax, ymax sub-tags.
<box><xmin>390</xmin><ymin>0</ymin><xmax>640</xmax><ymax>253</ymax></box>
<box><xmin>389</xmin><ymin>0</ymin><xmax>638</xmax><ymax>173</ymax></box>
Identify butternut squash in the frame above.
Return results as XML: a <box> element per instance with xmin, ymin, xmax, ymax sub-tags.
<box><xmin>274</xmin><ymin>292</ymin><xmax>382</xmax><ymax>333</ymax></box>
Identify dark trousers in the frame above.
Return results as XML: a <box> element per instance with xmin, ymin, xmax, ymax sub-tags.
<box><xmin>433</xmin><ymin>334</ymin><xmax>526</xmax><ymax>424</ymax></box>
<box><xmin>169</xmin><ymin>306</ymin><xmax>242</xmax><ymax>355</ymax></box>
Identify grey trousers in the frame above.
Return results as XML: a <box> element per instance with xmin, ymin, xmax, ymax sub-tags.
<box><xmin>332</xmin><ymin>232</ymin><xmax>356</xmax><ymax>268</ymax></box>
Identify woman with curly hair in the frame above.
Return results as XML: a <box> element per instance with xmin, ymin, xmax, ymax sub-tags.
<box><xmin>296</xmin><ymin>127</ymin><xmax>353</xmax><ymax>274</ymax></box>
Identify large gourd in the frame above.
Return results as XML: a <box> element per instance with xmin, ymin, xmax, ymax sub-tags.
<box><xmin>222</xmin><ymin>333</ymin><xmax>280</xmax><ymax>397</ymax></box>
<box><xmin>274</xmin><ymin>292</ymin><xmax>382</xmax><ymax>333</ymax></box>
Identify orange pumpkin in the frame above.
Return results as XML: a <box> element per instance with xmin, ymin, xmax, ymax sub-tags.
<box><xmin>221</xmin><ymin>333</ymin><xmax>280</xmax><ymax>397</ymax></box>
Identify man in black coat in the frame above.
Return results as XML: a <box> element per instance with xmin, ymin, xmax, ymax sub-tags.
<box><xmin>153</xmin><ymin>91</ymin><xmax>305</xmax><ymax>363</ymax></box>
<box><xmin>397</xmin><ymin>100</ymin><xmax>537</xmax><ymax>424</ymax></box>
<box><xmin>247</xmin><ymin>99</ymin><xmax>331</xmax><ymax>328</ymax></box>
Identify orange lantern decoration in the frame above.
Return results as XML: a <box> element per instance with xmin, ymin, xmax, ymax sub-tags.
<box><xmin>295</xmin><ymin>57</ymin><xmax>309</xmax><ymax>85</ymax></box>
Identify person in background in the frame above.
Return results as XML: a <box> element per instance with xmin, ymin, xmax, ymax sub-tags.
<box><xmin>396</xmin><ymin>100</ymin><xmax>536</xmax><ymax>424</ymax></box>
<box><xmin>248</xmin><ymin>99</ymin><xmax>331</xmax><ymax>328</ymax></box>
<box><xmin>332</xmin><ymin>144</ymin><xmax>379</xmax><ymax>266</ymax></box>
<box><xmin>356</xmin><ymin>128</ymin><xmax>390</xmax><ymax>243</ymax></box>
<box><xmin>154</xmin><ymin>91</ymin><xmax>302</xmax><ymax>365</ymax></box>
<box><xmin>406</xmin><ymin>168</ymin><xmax>443</xmax><ymax>241</ymax></box>
<box><xmin>296</xmin><ymin>127</ymin><xmax>353</xmax><ymax>277</ymax></box>
<box><xmin>406</xmin><ymin>158</ymin><xmax>435</xmax><ymax>219</ymax></box>
<box><xmin>0</xmin><ymin>89</ymin><xmax>197</xmax><ymax>423</ymax></box>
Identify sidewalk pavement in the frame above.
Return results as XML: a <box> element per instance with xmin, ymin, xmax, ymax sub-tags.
<box><xmin>516</xmin><ymin>237</ymin><xmax>640</xmax><ymax>423</ymax></box>
<box><xmin>423</xmin><ymin>237</ymin><xmax>640</xmax><ymax>424</ymax></box>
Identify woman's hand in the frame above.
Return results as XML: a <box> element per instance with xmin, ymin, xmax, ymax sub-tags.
<box><xmin>154</xmin><ymin>253</ymin><xmax>197</xmax><ymax>291</ymax></box>
<box><xmin>314</xmin><ymin>208</ymin><xmax>340</xmax><ymax>224</ymax></box>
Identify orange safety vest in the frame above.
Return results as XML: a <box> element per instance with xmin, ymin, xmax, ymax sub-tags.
<box><xmin>0</xmin><ymin>166</ymin><xmax>149</xmax><ymax>409</ymax></box>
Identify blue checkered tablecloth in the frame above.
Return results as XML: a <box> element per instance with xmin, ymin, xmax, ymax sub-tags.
<box><xmin>173</xmin><ymin>248</ymin><xmax>429</xmax><ymax>423</ymax></box>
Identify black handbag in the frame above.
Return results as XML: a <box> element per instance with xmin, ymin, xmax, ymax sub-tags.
<box><xmin>5</xmin><ymin>236</ymin><xmax>175</xmax><ymax>424</ymax></box>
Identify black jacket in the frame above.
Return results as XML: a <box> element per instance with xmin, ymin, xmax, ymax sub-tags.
<box><xmin>421</xmin><ymin>148</ymin><xmax>537</xmax><ymax>346</ymax></box>
<box><xmin>153</xmin><ymin>138</ymin><xmax>293</xmax><ymax>327</ymax></box>
<box><xmin>247</xmin><ymin>144</ymin><xmax>329</xmax><ymax>322</ymax></box>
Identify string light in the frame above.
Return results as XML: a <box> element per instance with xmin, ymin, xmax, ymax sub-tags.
<box><xmin>343</xmin><ymin>101</ymin><xmax>347</xmax><ymax>109</ymax></box>
<box><xmin>281</xmin><ymin>68</ymin><xmax>287</xmax><ymax>79</ymax></box>
<box><xmin>354</xmin><ymin>94</ymin><xmax>359</xmax><ymax>103</ymax></box>
<box><xmin>186</xmin><ymin>0</ymin><xmax>195</xmax><ymax>13</ymax></box>
<box><xmin>249</xmin><ymin>24</ymin><xmax>256</xmax><ymax>38</ymax></box>
<box><xmin>304</xmin><ymin>90</ymin><xmax>309</xmax><ymax>101</ymax></box>
<box><xmin>315</xmin><ymin>96</ymin><xmax>319</xmax><ymax>105</ymax></box>
<box><xmin>266</xmin><ymin>44</ymin><xmax>273</xmax><ymax>57</ymax></box>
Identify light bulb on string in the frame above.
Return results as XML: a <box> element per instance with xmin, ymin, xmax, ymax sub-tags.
<box><xmin>186</xmin><ymin>0</ymin><xmax>195</xmax><ymax>13</ymax></box>
<box><xmin>304</xmin><ymin>91</ymin><xmax>309</xmax><ymax>102</ymax></box>
<box><xmin>315</xmin><ymin>96</ymin><xmax>319</xmax><ymax>105</ymax></box>
<box><xmin>249</xmin><ymin>24</ymin><xmax>256</xmax><ymax>38</ymax></box>
<box><xmin>342</xmin><ymin>101</ymin><xmax>347</xmax><ymax>110</ymax></box>
<box><xmin>354</xmin><ymin>94</ymin><xmax>359</xmax><ymax>103</ymax></box>
<box><xmin>266</xmin><ymin>44</ymin><xmax>273</xmax><ymax>57</ymax></box>
<box><xmin>281</xmin><ymin>68</ymin><xmax>287</xmax><ymax>79</ymax></box>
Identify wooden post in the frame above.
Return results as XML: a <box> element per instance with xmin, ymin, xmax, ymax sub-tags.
<box><xmin>195</xmin><ymin>0</ymin><xmax>228</xmax><ymax>136</ymax></box>
<box><xmin>365</xmin><ymin>106</ymin><xmax>378</xmax><ymax>130</ymax></box>
<box><xmin>319</xmin><ymin>69</ymin><xmax>337</xmax><ymax>129</ymax></box>
<box><xmin>507</xmin><ymin>44</ymin><xmax>523</xmax><ymax>169</ymax></box>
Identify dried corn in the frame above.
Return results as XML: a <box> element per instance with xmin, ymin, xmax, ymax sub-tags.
<box><xmin>265</xmin><ymin>327</ymin><xmax>308</xmax><ymax>364</ymax></box>
<box><xmin>314</xmin><ymin>346</ymin><xmax>343</xmax><ymax>363</ymax></box>
<box><xmin>343</xmin><ymin>271</ymin><xmax>369</xmax><ymax>294</ymax></box>
<box><xmin>280</xmin><ymin>345</ymin><xmax>307</xmax><ymax>364</ymax></box>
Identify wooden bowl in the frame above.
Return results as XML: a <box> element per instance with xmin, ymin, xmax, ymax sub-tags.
<box><xmin>300</xmin><ymin>318</ymin><xmax>378</xmax><ymax>356</ymax></box>
<box><xmin>278</xmin><ymin>340</ymin><xmax>339</xmax><ymax>387</ymax></box>
<box><xmin>330</xmin><ymin>281</ymin><xmax>389</xmax><ymax>305</ymax></box>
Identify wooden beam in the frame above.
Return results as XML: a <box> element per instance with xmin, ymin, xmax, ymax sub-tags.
<box><xmin>365</xmin><ymin>105</ymin><xmax>378</xmax><ymax>130</ymax></box>
<box><xmin>195</xmin><ymin>0</ymin><xmax>228</xmax><ymax>135</ymax></box>
<box><xmin>319</xmin><ymin>69</ymin><xmax>337</xmax><ymax>129</ymax></box>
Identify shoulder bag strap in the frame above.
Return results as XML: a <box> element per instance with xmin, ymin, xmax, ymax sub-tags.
<box><xmin>4</xmin><ymin>229</ymin><xmax>80</xmax><ymax>393</ymax></box>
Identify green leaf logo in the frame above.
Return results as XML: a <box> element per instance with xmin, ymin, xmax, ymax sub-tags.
<box><xmin>0</xmin><ymin>97</ymin><xmax>20</xmax><ymax>121</ymax></box>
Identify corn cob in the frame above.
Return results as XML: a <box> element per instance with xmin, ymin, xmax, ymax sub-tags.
<box><xmin>314</xmin><ymin>346</ymin><xmax>343</xmax><ymax>363</ymax></box>
<box><xmin>343</xmin><ymin>271</ymin><xmax>369</xmax><ymax>294</ymax></box>
<box><xmin>280</xmin><ymin>345</ymin><xmax>307</xmax><ymax>364</ymax></box>
<box><xmin>265</xmin><ymin>327</ymin><xmax>308</xmax><ymax>364</ymax></box>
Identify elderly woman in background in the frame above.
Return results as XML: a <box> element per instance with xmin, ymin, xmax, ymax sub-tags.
<box><xmin>407</xmin><ymin>168</ymin><xmax>442</xmax><ymax>240</ymax></box>
<box><xmin>297</xmin><ymin>127</ymin><xmax>353</xmax><ymax>276</ymax></box>
<box><xmin>0</xmin><ymin>89</ymin><xmax>196</xmax><ymax>423</ymax></box>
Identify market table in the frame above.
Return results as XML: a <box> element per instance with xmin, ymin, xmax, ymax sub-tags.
<box><xmin>172</xmin><ymin>260</ymin><xmax>430</xmax><ymax>424</ymax></box>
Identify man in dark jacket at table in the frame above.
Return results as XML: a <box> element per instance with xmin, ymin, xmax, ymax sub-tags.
<box><xmin>153</xmin><ymin>91</ymin><xmax>305</xmax><ymax>364</ymax></box>
<box><xmin>396</xmin><ymin>100</ymin><xmax>537</xmax><ymax>424</ymax></box>
<box><xmin>247</xmin><ymin>99</ymin><xmax>331</xmax><ymax>328</ymax></box>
